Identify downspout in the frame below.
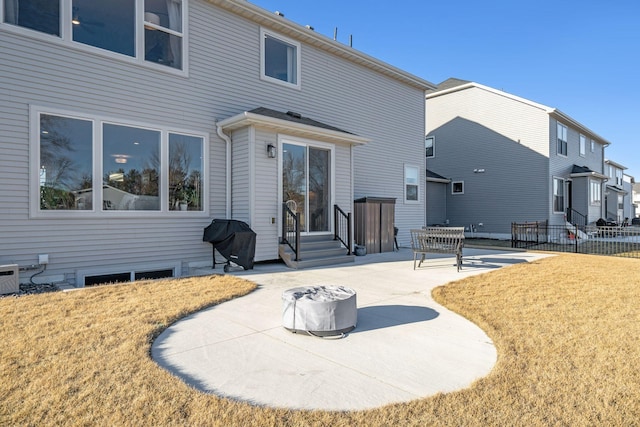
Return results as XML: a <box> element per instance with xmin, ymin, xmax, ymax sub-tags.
<box><xmin>215</xmin><ymin>121</ymin><xmax>232</xmax><ymax>219</ymax></box>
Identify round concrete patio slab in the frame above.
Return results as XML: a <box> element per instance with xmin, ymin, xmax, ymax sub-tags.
<box><xmin>152</xmin><ymin>248</ymin><xmax>550</xmax><ymax>411</ymax></box>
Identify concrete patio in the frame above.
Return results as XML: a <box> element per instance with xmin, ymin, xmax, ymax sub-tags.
<box><xmin>152</xmin><ymin>247</ymin><xmax>549</xmax><ymax>411</ymax></box>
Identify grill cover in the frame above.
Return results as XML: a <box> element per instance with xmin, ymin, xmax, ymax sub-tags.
<box><xmin>203</xmin><ymin>219</ymin><xmax>256</xmax><ymax>270</ymax></box>
<box><xmin>282</xmin><ymin>285</ymin><xmax>357</xmax><ymax>336</ymax></box>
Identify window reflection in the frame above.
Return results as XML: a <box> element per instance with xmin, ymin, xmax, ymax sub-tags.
<box><xmin>39</xmin><ymin>114</ymin><xmax>93</xmax><ymax>210</ymax></box>
<box><xmin>4</xmin><ymin>0</ymin><xmax>60</xmax><ymax>35</ymax></box>
<box><xmin>169</xmin><ymin>133</ymin><xmax>203</xmax><ymax>211</ymax></box>
<box><xmin>103</xmin><ymin>124</ymin><xmax>160</xmax><ymax>211</ymax></box>
<box><xmin>144</xmin><ymin>0</ymin><xmax>183</xmax><ymax>69</ymax></box>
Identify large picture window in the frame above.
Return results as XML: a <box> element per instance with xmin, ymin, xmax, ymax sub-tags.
<box><xmin>3</xmin><ymin>0</ymin><xmax>185</xmax><ymax>71</ymax></box>
<box><xmin>33</xmin><ymin>109</ymin><xmax>205</xmax><ymax>216</ymax></box>
<box><xmin>39</xmin><ymin>114</ymin><xmax>93</xmax><ymax>210</ymax></box>
<box><xmin>261</xmin><ymin>29</ymin><xmax>300</xmax><ymax>88</ymax></box>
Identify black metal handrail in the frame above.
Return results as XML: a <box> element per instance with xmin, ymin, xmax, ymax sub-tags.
<box><xmin>333</xmin><ymin>204</ymin><xmax>352</xmax><ymax>255</ymax></box>
<box><xmin>566</xmin><ymin>208</ymin><xmax>588</xmax><ymax>229</ymax></box>
<box><xmin>282</xmin><ymin>203</ymin><xmax>300</xmax><ymax>261</ymax></box>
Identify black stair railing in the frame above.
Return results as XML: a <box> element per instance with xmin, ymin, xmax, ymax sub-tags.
<box><xmin>566</xmin><ymin>208</ymin><xmax>588</xmax><ymax>230</ymax></box>
<box><xmin>334</xmin><ymin>204</ymin><xmax>352</xmax><ymax>255</ymax></box>
<box><xmin>282</xmin><ymin>203</ymin><xmax>300</xmax><ymax>261</ymax></box>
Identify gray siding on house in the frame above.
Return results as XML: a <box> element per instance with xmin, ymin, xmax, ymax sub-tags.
<box><xmin>426</xmin><ymin>181</ymin><xmax>447</xmax><ymax>225</ymax></box>
<box><xmin>548</xmin><ymin>116</ymin><xmax>606</xmax><ymax>225</ymax></box>
<box><xmin>1</xmin><ymin>0</ymin><xmax>429</xmax><ymax>282</ymax></box>
<box><xmin>426</xmin><ymin>86</ymin><xmax>550</xmax><ymax>236</ymax></box>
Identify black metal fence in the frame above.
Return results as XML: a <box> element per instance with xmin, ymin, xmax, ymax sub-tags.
<box><xmin>512</xmin><ymin>221</ymin><xmax>640</xmax><ymax>258</ymax></box>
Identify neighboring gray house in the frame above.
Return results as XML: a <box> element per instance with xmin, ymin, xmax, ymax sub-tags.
<box><xmin>602</xmin><ymin>160</ymin><xmax>635</xmax><ymax>223</ymax></box>
<box><xmin>0</xmin><ymin>0</ymin><xmax>434</xmax><ymax>286</ymax></box>
<box><xmin>425</xmin><ymin>78</ymin><xmax>610</xmax><ymax>239</ymax></box>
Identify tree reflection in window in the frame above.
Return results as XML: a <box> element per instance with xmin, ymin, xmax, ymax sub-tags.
<box><xmin>103</xmin><ymin>124</ymin><xmax>160</xmax><ymax>211</ymax></box>
<box><xmin>39</xmin><ymin>114</ymin><xmax>93</xmax><ymax>210</ymax></box>
<box><xmin>169</xmin><ymin>133</ymin><xmax>203</xmax><ymax>211</ymax></box>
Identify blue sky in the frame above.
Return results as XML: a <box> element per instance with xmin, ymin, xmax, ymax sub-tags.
<box><xmin>250</xmin><ymin>0</ymin><xmax>640</xmax><ymax>179</ymax></box>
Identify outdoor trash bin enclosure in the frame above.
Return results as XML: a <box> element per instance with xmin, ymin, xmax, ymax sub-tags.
<box><xmin>282</xmin><ymin>286</ymin><xmax>357</xmax><ymax>336</ymax></box>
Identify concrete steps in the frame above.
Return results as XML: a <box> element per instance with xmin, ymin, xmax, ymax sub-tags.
<box><xmin>279</xmin><ymin>234</ymin><xmax>354</xmax><ymax>269</ymax></box>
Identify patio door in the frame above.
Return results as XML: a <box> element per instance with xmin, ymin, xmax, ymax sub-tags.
<box><xmin>281</xmin><ymin>140</ymin><xmax>332</xmax><ymax>233</ymax></box>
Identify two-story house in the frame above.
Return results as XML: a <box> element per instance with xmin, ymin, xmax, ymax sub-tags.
<box><xmin>0</xmin><ymin>0</ymin><xmax>434</xmax><ymax>286</ymax></box>
<box><xmin>425</xmin><ymin>78</ymin><xmax>610</xmax><ymax>238</ymax></box>
<box><xmin>603</xmin><ymin>160</ymin><xmax>634</xmax><ymax>223</ymax></box>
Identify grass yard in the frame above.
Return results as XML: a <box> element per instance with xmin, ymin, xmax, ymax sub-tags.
<box><xmin>1</xmin><ymin>254</ymin><xmax>639</xmax><ymax>426</ymax></box>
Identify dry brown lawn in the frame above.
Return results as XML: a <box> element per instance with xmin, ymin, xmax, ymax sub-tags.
<box><xmin>1</xmin><ymin>254</ymin><xmax>639</xmax><ymax>426</ymax></box>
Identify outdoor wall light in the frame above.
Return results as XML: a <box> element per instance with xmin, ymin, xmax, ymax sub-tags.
<box><xmin>267</xmin><ymin>143</ymin><xmax>277</xmax><ymax>158</ymax></box>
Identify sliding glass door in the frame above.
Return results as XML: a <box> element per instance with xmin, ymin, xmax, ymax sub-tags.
<box><xmin>282</xmin><ymin>141</ymin><xmax>331</xmax><ymax>233</ymax></box>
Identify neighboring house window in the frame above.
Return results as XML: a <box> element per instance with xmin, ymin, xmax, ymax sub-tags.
<box><xmin>579</xmin><ymin>134</ymin><xmax>586</xmax><ymax>157</ymax></box>
<box><xmin>260</xmin><ymin>28</ymin><xmax>301</xmax><ymax>88</ymax></box>
<box><xmin>616</xmin><ymin>168</ymin><xmax>623</xmax><ymax>186</ymax></box>
<box><xmin>34</xmin><ymin>109</ymin><xmax>205</xmax><ymax>215</ymax></box>
<box><xmin>425</xmin><ymin>136</ymin><xmax>434</xmax><ymax>158</ymax></box>
<box><xmin>590</xmin><ymin>139</ymin><xmax>595</xmax><ymax>152</ymax></box>
<box><xmin>553</xmin><ymin>177</ymin><xmax>565</xmax><ymax>213</ymax></box>
<box><xmin>3</xmin><ymin>0</ymin><xmax>60</xmax><ymax>35</ymax></box>
<box><xmin>618</xmin><ymin>194</ymin><xmax>624</xmax><ymax>210</ymax></box>
<box><xmin>404</xmin><ymin>165</ymin><xmax>419</xmax><ymax>202</ymax></box>
<box><xmin>590</xmin><ymin>180</ymin><xmax>601</xmax><ymax>205</ymax></box>
<box><xmin>2</xmin><ymin>0</ymin><xmax>185</xmax><ymax>71</ymax></box>
<box><xmin>557</xmin><ymin>123</ymin><xmax>567</xmax><ymax>156</ymax></box>
<box><xmin>452</xmin><ymin>181</ymin><xmax>464</xmax><ymax>194</ymax></box>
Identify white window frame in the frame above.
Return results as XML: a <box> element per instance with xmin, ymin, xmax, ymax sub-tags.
<box><xmin>403</xmin><ymin>164</ymin><xmax>419</xmax><ymax>203</ymax></box>
<box><xmin>590</xmin><ymin>179</ymin><xmax>601</xmax><ymax>206</ymax></box>
<box><xmin>0</xmin><ymin>0</ymin><xmax>188</xmax><ymax>75</ymax></box>
<box><xmin>260</xmin><ymin>28</ymin><xmax>301</xmax><ymax>90</ymax></box>
<box><xmin>425</xmin><ymin>135</ymin><xmax>435</xmax><ymax>158</ymax></box>
<box><xmin>579</xmin><ymin>134</ymin><xmax>586</xmax><ymax>157</ymax></box>
<box><xmin>557</xmin><ymin>123</ymin><xmax>568</xmax><ymax>156</ymax></box>
<box><xmin>552</xmin><ymin>177</ymin><xmax>565</xmax><ymax>213</ymax></box>
<box><xmin>29</xmin><ymin>105</ymin><xmax>208</xmax><ymax>218</ymax></box>
<box><xmin>590</xmin><ymin>139</ymin><xmax>596</xmax><ymax>153</ymax></box>
<box><xmin>452</xmin><ymin>181</ymin><xmax>464</xmax><ymax>195</ymax></box>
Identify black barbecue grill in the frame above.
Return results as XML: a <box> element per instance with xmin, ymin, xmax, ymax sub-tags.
<box><xmin>203</xmin><ymin>219</ymin><xmax>256</xmax><ymax>272</ymax></box>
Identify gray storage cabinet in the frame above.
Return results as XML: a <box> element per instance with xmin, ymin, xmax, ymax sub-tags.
<box><xmin>354</xmin><ymin>197</ymin><xmax>396</xmax><ymax>254</ymax></box>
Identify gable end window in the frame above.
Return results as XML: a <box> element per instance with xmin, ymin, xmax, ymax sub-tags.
<box><xmin>260</xmin><ymin>29</ymin><xmax>301</xmax><ymax>89</ymax></box>
<box><xmin>557</xmin><ymin>123</ymin><xmax>567</xmax><ymax>156</ymax></box>
<box><xmin>452</xmin><ymin>181</ymin><xmax>464</xmax><ymax>194</ymax></box>
<box><xmin>2</xmin><ymin>0</ymin><xmax>185</xmax><ymax>71</ymax></box>
<box><xmin>425</xmin><ymin>136</ymin><xmax>435</xmax><ymax>158</ymax></box>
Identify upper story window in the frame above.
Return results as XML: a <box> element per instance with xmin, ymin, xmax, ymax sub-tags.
<box><xmin>425</xmin><ymin>136</ymin><xmax>435</xmax><ymax>158</ymax></box>
<box><xmin>3</xmin><ymin>0</ymin><xmax>184</xmax><ymax>71</ymax></box>
<box><xmin>615</xmin><ymin>168</ymin><xmax>623</xmax><ymax>186</ymax></box>
<box><xmin>557</xmin><ymin>123</ymin><xmax>568</xmax><ymax>156</ymax></box>
<box><xmin>33</xmin><ymin>108</ymin><xmax>205</xmax><ymax>216</ymax></box>
<box><xmin>404</xmin><ymin>165</ymin><xmax>419</xmax><ymax>202</ymax></box>
<box><xmin>260</xmin><ymin>28</ymin><xmax>301</xmax><ymax>89</ymax></box>
<box><xmin>590</xmin><ymin>139</ymin><xmax>596</xmax><ymax>152</ymax></box>
<box><xmin>579</xmin><ymin>134</ymin><xmax>586</xmax><ymax>157</ymax></box>
<box><xmin>4</xmin><ymin>0</ymin><xmax>60</xmax><ymax>35</ymax></box>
